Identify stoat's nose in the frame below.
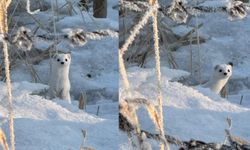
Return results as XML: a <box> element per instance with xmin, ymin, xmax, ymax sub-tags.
<box><xmin>61</xmin><ymin>62</ymin><xmax>64</xmax><ymax>65</ymax></box>
<box><xmin>224</xmin><ymin>72</ymin><xmax>227</xmax><ymax>76</ymax></box>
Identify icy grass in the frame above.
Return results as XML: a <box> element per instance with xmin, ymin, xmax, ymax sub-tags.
<box><xmin>0</xmin><ymin>0</ymin><xmax>15</xmax><ymax>150</ymax></box>
<box><xmin>119</xmin><ymin>1</ymin><xmax>170</xmax><ymax>149</ymax></box>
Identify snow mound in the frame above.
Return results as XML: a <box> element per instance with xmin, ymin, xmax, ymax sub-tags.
<box><xmin>121</xmin><ymin>67</ymin><xmax>250</xmax><ymax>143</ymax></box>
<box><xmin>0</xmin><ymin>81</ymin><xmax>123</xmax><ymax>150</ymax></box>
<box><xmin>0</xmin><ymin>81</ymin><xmax>101</xmax><ymax>123</ymax></box>
<box><xmin>122</xmin><ymin>67</ymin><xmax>248</xmax><ymax>112</ymax></box>
<box><xmin>126</xmin><ymin>66</ymin><xmax>190</xmax><ymax>87</ymax></box>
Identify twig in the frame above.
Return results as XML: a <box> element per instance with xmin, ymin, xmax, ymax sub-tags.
<box><xmin>96</xmin><ymin>106</ymin><xmax>100</xmax><ymax>116</ymax></box>
<box><xmin>240</xmin><ymin>95</ymin><xmax>244</xmax><ymax>105</ymax></box>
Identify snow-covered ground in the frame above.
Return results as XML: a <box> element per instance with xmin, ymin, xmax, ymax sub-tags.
<box><xmin>0</xmin><ymin>81</ymin><xmax>125</xmax><ymax>150</ymax></box>
<box><xmin>120</xmin><ymin>67</ymin><xmax>250</xmax><ymax>149</ymax></box>
<box><xmin>120</xmin><ymin>0</ymin><xmax>250</xmax><ymax>149</ymax></box>
<box><xmin>0</xmin><ymin>0</ymin><xmax>124</xmax><ymax>150</ymax></box>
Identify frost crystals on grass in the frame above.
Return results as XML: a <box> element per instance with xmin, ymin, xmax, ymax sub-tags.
<box><xmin>13</xmin><ymin>26</ymin><xmax>33</xmax><ymax>51</ymax></box>
<box><xmin>86</xmin><ymin>29</ymin><xmax>118</xmax><ymax>40</ymax></box>
<box><xmin>121</xmin><ymin>1</ymin><xmax>150</xmax><ymax>12</ymax></box>
<box><xmin>168</xmin><ymin>0</ymin><xmax>188</xmax><ymax>23</ymax></box>
<box><xmin>26</xmin><ymin>0</ymin><xmax>40</xmax><ymax>14</ymax></box>
<box><xmin>63</xmin><ymin>28</ymin><xmax>87</xmax><ymax>47</ymax></box>
<box><xmin>227</xmin><ymin>0</ymin><xmax>247</xmax><ymax>20</ymax></box>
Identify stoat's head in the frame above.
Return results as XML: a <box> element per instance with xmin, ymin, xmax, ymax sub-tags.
<box><xmin>213</xmin><ymin>62</ymin><xmax>233</xmax><ymax>79</ymax></box>
<box><xmin>52</xmin><ymin>53</ymin><xmax>71</xmax><ymax>68</ymax></box>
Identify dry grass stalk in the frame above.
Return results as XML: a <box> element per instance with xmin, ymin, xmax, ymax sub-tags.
<box><xmin>79</xmin><ymin>92</ymin><xmax>87</xmax><ymax>110</ymax></box>
<box><xmin>149</xmin><ymin>0</ymin><xmax>157</xmax><ymax>5</ymax></box>
<box><xmin>120</xmin><ymin>100</ymin><xmax>146</xmax><ymax>149</ymax></box>
<box><xmin>80</xmin><ymin>129</ymin><xmax>87</xmax><ymax>149</ymax></box>
<box><xmin>0</xmin><ymin>128</ymin><xmax>9</xmax><ymax>150</ymax></box>
<box><xmin>65</xmin><ymin>0</ymin><xmax>74</xmax><ymax>16</ymax></box>
<box><xmin>120</xmin><ymin>100</ymin><xmax>140</xmax><ymax>133</ymax></box>
<box><xmin>119</xmin><ymin>3</ymin><xmax>158</xmax><ymax>97</ymax></box>
<box><xmin>240</xmin><ymin>95</ymin><xmax>244</xmax><ymax>105</ymax></box>
<box><xmin>119</xmin><ymin>1</ymin><xmax>169</xmax><ymax>149</ymax></box>
<box><xmin>194</xmin><ymin>3</ymin><xmax>202</xmax><ymax>84</ymax></box>
<box><xmin>3</xmin><ymin>16</ymin><xmax>15</xmax><ymax>150</ymax></box>
<box><xmin>220</xmin><ymin>84</ymin><xmax>228</xmax><ymax>98</ymax></box>
<box><xmin>80</xmin><ymin>130</ymin><xmax>96</xmax><ymax>150</ymax></box>
<box><xmin>126</xmin><ymin>97</ymin><xmax>170</xmax><ymax>149</ymax></box>
<box><xmin>150</xmin><ymin>0</ymin><xmax>168</xmax><ymax>149</ymax></box>
<box><xmin>26</xmin><ymin>0</ymin><xmax>40</xmax><ymax>14</ymax></box>
<box><xmin>126</xmin><ymin>98</ymin><xmax>161</xmax><ymax>133</ymax></box>
<box><xmin>145</xmin><ymin>103</ymin><xmax>162</xmax><ymax>132</ymax></box>
<box><xmin>0</xmin><ymin>1</ymin><xmax>15</xmax><ymax>150</ymax></box>
<box><xmin>122</xmin><ymin>98</ymin><xmax>171</xmax><ymax>149</ymax></box>
<box><xmin>0</xmin><ymin>0</ymin><xmax>11</xmax><ymax>33</ymax></box>
<box><xmin>96</xmin><ymin>106</ymin><xmax>100</xmax><ymax>116</ymax></box>
<box><xmin>12</xmin><ymin>48</ymin><xmax>41</xmax><ymax>82</ymax></box>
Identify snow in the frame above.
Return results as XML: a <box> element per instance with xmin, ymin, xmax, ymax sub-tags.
<box><xmin>199</xmin><ymin>0</ymin><xmax>229</xmax><ymax>7</ymax></box>
<box><xmin>0</xmin><ymin>81</ymin><xmax>125</xmax><ymax>150</ymax></box>
<box><xmin>120</xmin><ymin>67</ymin><xmax>250</xmax><ymax>149</ymax></box>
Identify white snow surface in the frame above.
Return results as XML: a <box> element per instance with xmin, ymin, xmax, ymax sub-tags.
<box><xmin>120</xmin><ymin>67</ymin><xmax>250</xmax><ymax>149</ymax></box>
<box><xmin>0</xmin><ymin>81</ymin><xmax>124</xmax><ymax>150</ymax></box>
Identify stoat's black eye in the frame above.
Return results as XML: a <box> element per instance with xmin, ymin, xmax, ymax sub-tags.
<box><xmin>219</xmin><ymin>69</ymin><xmax>222</xmax><ymax>72</ymax></box>
<box><xmin>87</xmin><ymin>74</ymin><xmax>91</xmax><ymax>78</ymax></box>
<box><xmin>57</xmin><ymin>59</ymin><xmax>60</xmax><ymax>62</ymax></box>
<box><xmin>65</xmin><ymin>59</ymin><xmax>68</xmax><ymax>62</ymax></box>
<box><xmin>228</xmin><ymin>69</ymin><xmax>230</xmax><ymax>72</ymax></box>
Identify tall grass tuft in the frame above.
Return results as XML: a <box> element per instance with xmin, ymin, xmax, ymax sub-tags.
<box><xmin>119</xmin><ymin>0</ymin><xmax>170</xmax><ymax>149</ymax></box>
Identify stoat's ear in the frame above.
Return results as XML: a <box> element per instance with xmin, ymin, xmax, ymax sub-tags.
<box><xmin>66</xmin><ymin>53</ymin><xmax>71</xmax><ymax>60</ymax></box>
<box><xmin>214</xmin><ymin>65</ymin><xmax>219</xmax><ymax>70</ymax></box>
<box><xmin>228</xmin><ymin>62</ymin><xmax>233</xmax><ymax>67</ymax></box>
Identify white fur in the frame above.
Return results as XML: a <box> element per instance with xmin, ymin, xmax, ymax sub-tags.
<box><xmin>203</xmin><ymin>63</ymin><xmax>233</xmax><ymax>94</ymax></box>
<box><xmin>49</xmin><ymin>53</ymin><xmax>71</xmax><ymax>103</ymax></box>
